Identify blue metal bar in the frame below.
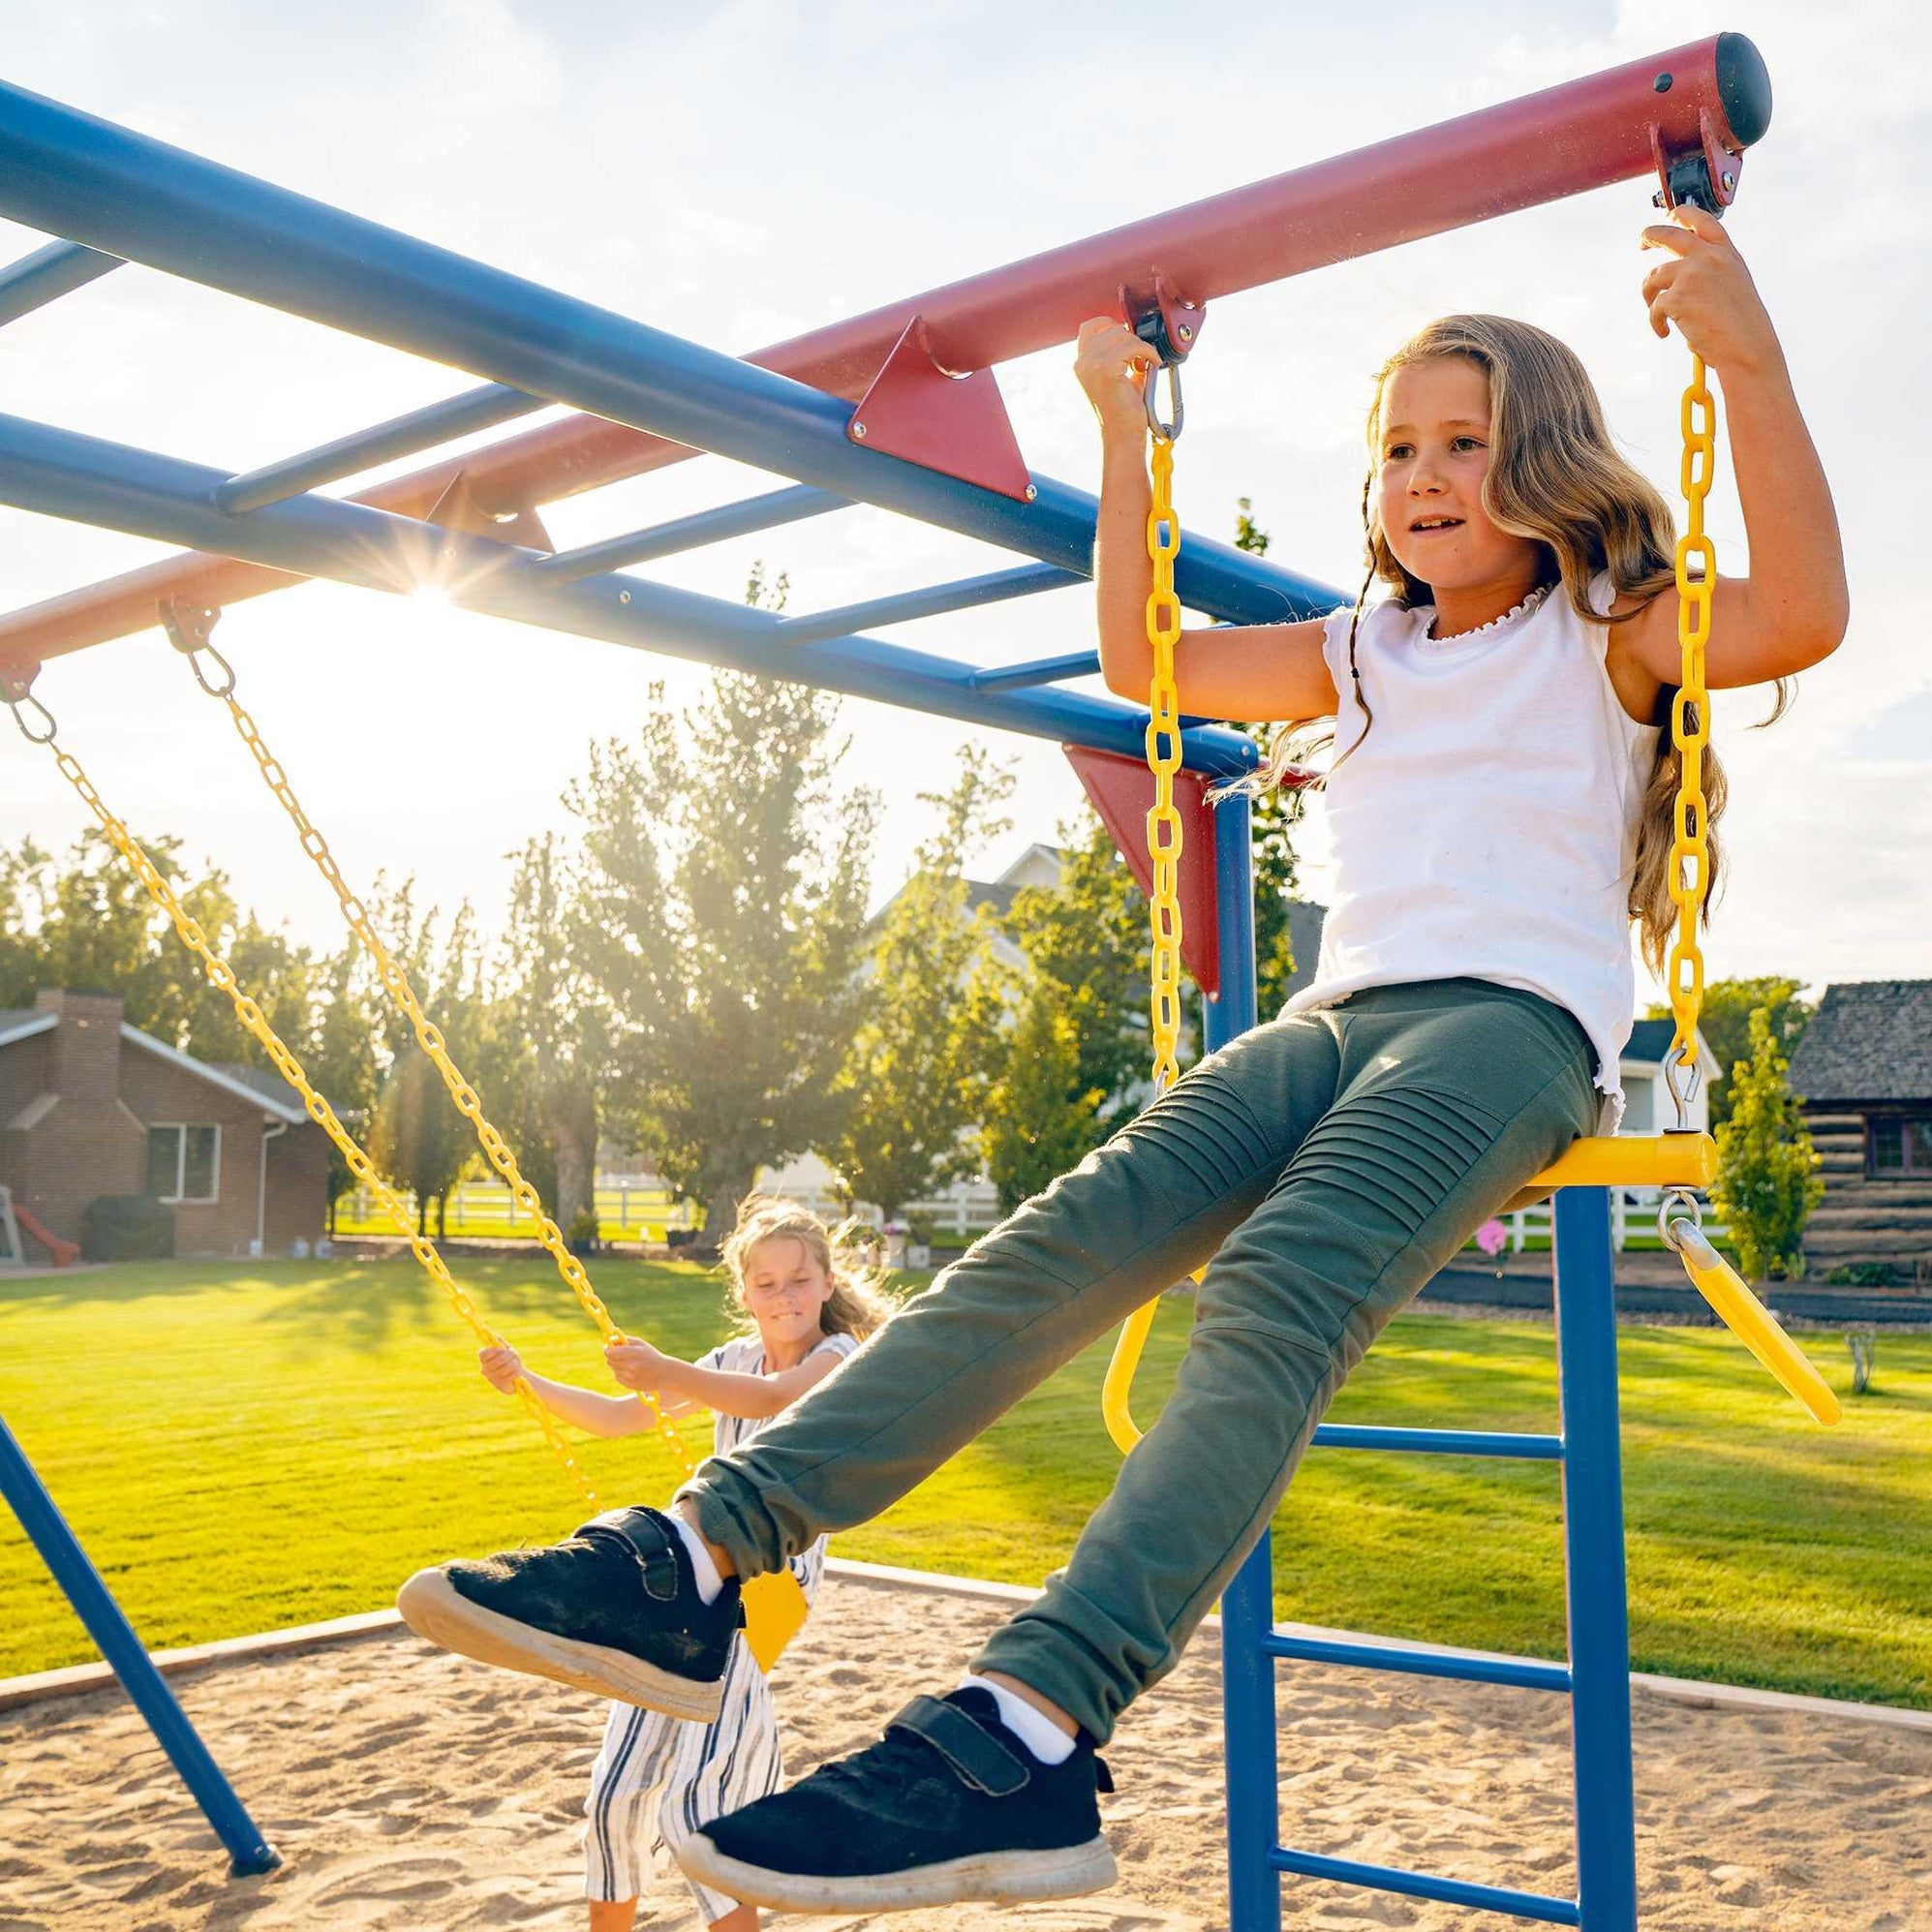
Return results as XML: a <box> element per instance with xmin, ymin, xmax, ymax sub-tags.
<box><xmin>0</xmin><ymin>80</ymin><xmax>1340</xmax><ymax>633</ymax></box>
<box><xmin>1260</xmin><ymin>1629</ymin><xmax>1572</xmax><ymax>1693</ymax></box>
<box><xmin>1553</xmin><ymin>1187</ymin><xmax>1641</xmax><ymax>1932</ymax></box>
<box><xmin>969</xmin><ymin>650</ymin><xmax>1101</xmax><ymax>691</ymax></box>
<box><xmin>531</xmin><ymin>484</ymin><xmax>846</xmax><ymax>584</ymax></box>
<box><xmin>1270</xmin><ymin>1849</ymin><xmax>1579</xmax><ymax>1925</ymax></box>
<box><xmin>777</xmin><ymin>564</ymin><xmax>1076</xmax><ymax>647</ymax></box>
<box><xmin>1207</xmin><ymin>792</ymin><xmax>1281</xmax><ymax>1932</ymax></box>
<box><xmin>0</xmin><ymin>238</ymin><xmax>119</xmax><ymax>325</ymax></box>
<box><xmin>214</xmin><ymin>382</ymin><xmax>543</xmax><ymax>512</ymax></box>
<box><xmin>0</xmin><ymin>1413</ymin><xmax>279</xmax><ymax>1875</ymax></box>
<box><xmin>0</xmin><ymin>411</ymin><xmax>1260</xmax><ymax>777</ymax></box>
<box><xmin>1311</xmin><ymin>1423</ymin><xmax>1564</xmax><ymax>1460</ymax></box>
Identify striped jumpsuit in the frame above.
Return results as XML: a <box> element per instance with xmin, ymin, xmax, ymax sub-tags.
<box><xmin>583</xmin><ymin>1330</ymin><xmax>856</xmax><ymax>1918</ymax></box>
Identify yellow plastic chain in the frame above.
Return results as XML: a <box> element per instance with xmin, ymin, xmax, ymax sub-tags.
<box><xmin>14</xmin><ymin>716</ymin><xmax>599</xmax><ymax>1503</ymax></box>
<box><xmin>1144</xmin><ymin>433</ymin><xmax>1186</xmax><ymax>1093</ymax></box>
<box><xmin>1101</xmin><ymin>428</ymin><xmax>1185</xmax><ymax>1456</ymax></box>
<box><xmin>1664</xmin><ymin>354</ymin><xmax>1716</xmax><ymax>1102</ymax></box>
<box><xmin>179</xmin><ymin>655</ymin><xmax>809</xmax><ymax>1665</ymax></box>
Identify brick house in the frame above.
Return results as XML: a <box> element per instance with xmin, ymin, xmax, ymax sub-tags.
<box><xmin>0</xmin><ymin>989</ymin><xmax>330</xmax><ymax>1258</ymax></box>
<box><xmin>1788</xmin><ymin>979</ymin><xmax>1932</xmax><ymax>1282</ymax></box>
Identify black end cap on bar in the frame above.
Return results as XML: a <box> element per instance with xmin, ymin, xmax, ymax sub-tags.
<box><xmin>1715</xmin><ymin>33</ymin><xmax>1773</xmax><ymax>149</ymax></box>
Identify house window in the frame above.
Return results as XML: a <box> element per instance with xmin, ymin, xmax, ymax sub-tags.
<box><xmin>1619</xmin><ymin>1076</ymin><xmax>1655</xmax><ymax>1133</ymax></box>
<box><xmin>147</xmin><ymin>1124</ymin><xmax>220</xmax><ymax>1203</ymax></box>
<box><xmin>1869</xmin><ymin>1118</ymin><xmax>1932</xmax><ymax>1176</ymax></box>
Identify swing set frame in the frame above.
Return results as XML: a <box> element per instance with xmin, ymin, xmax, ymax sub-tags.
<box><xmin>0</xmin><ymin>33</ymin><xmax>1792</xmax><ymax>1928</ymax></box>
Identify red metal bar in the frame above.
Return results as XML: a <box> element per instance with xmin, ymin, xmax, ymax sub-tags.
<box><xmin>0</xmin><ymin>34</ymin><xmax>1765</xmax><ymax>665</ymax></box>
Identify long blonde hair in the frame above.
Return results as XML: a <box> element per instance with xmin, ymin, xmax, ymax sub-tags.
<box><xmin>719</xmin><ymin>1194</ymin><xmax>896</xmax><ymax>1340</ymax></box>
<box><xmin>1252</xmin><ymin>313</ymin><xmax>1785</xmax><ymax>972</ymax></box>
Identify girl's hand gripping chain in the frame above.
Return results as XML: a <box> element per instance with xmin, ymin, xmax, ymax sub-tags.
<box><xmin>1073</xmin><ymin>318</ymin><xmax>1161</xmax><ymax>438</ymax></box>
<box><xmin>477</xmin><ymin>1343</ymin><xmax>526</xmax><ymax>1395</ymax></box>
<box><xmin>605</xmin><ymin>1334</ymin><xmax>679</xmax><ymax>1398</ymax></box>
<box><xmin>1639</xmin><ymin>204</ymin><xmax>1781</xmax><ymax>375</ymax></box>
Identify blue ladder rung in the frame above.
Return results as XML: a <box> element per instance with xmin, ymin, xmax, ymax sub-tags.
<box><xmin>1260</xmin><ymin>1629</ymin><xmax>1572</xmax><ymax>1694</ymax></box>
<box><xmin>1311</xmin><ymin>1424</ymin><xmax>1563</xmax><ymax>1459</ymax></box>
<box><xmin>1270</xmin><ymin>1847</ymin><xmax>1579</xmax><ymax>1925</ymax></box>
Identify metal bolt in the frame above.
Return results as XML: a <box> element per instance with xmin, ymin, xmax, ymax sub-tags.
<box><xmin>1721</xmin><ymin>170</ymin><xmax>1735</xmax><ymax>191</ymax></box>
<box><xmin>1653</xmin><ymin>191</ymin><xmax>1667</xmax><ymax>209</ymax></box>
<box><xmin>851</xmin><ymin>420</ymin><xmax>868</xmax><ymax>440</ymax></box>
<box><xmin>1653</xmin><ymin>71</ymin><xmax>1672</xmax><ymax>93</ymax></box>
<box><xmin>1025</xmin><ymin>484</ymin><xmax>1038</xmax><ymax>502</ymax></box>
<box><xmin>618</xmin><ymin>590</ymin><xmax>630</xmax><ymax>604</ymax></box>
<box><xmin>1178</xmin><ymin>323</ymin><xmax>1193</xmax><ymax>343</ymax></box>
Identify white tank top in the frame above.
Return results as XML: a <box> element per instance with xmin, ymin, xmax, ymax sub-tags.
<box><xmin>1280</xmin><ymin>573</ymin><xmax>1658</xmax><ymax>1130</ymax></box>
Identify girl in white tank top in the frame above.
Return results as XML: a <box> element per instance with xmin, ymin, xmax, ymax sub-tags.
<box><xmin>1078</xmin><ymin>206</ymin><xmax>1848</xmax><ymax>1121</ymax></box>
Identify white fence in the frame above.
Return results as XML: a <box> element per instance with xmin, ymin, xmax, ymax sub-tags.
<box><xmin>1504</xmin><ymin>1186</ymin><xmax>1727</xmax><ymax>1253</ymax></box>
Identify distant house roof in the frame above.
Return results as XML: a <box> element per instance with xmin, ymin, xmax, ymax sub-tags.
<box><xmin>119</xmin><ymin>1024</ymin><xmax>310</xmax><ymax>1123</ymax></box>
<box><xmin>1624</xmin><ymin>1018</ymin><xmax>1676</xmax><ymax>1062</ymax></box>
<box><xmin>0</xmin><ymin>1009</ymin><xmax>56</xmax><ymax>1050</ymax></box>
<box><xmin>1788</xmin><ymin>980</ymin><xmax>1932</xmax><ymax>1105</ymax></box>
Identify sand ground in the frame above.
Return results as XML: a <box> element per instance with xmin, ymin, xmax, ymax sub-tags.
<box><xmin>3</xmin><ymin>1573</ymin><xmax>1928</xmax><ymax>1931</ymax></box>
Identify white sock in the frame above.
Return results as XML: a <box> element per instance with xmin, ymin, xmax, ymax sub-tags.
<box><xmin>668</xmin><ymin>1509</ymin><xmax>724</xmax><ymax>1605</ymax></box>
<box><xmin>958</xmin><ymin>1673</ymin><xmax>1075</xmax><ymax>1764</ymax></box>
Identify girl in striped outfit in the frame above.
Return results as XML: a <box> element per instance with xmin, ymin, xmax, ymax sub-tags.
<box><xmin>477</xmin><ymin>1196</ymin><xmax>894</xmax><ymax>1931</ymax></box>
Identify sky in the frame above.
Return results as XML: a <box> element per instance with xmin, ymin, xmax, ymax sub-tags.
<box><xmin>0</xmin><ymin>0</ymin><xmax>1925</xmax><ymax>1005</ymax></box>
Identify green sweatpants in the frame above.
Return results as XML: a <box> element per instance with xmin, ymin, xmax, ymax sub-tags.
<box><xmin>684</xmin><ymin>979</ymin><xmax>1598</xmax><ymax>1741</ymax></box>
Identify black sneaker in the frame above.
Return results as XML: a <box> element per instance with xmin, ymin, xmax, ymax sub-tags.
<box><xmin>676</xmin><ymin>1687</ymin><xmax>1117</xmax><ymax>1911</ymax></box>
<box><xmin>396</xmin><ymin>1506</ymin><xmax>740</xmax><ymax>1720</ymax></box>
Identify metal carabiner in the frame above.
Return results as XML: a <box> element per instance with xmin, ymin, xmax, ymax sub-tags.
<box><xmin>159</xmin><ymin>598</ymin><xmax>237</xmax><ymax>697</ymax></box>
<box><xmin>1144</xmin><ymin>358</ymin><xmax>1184</xmax><ymax>442</ymax></box>
<box><xmin>3</xmin><ymin>683</ymin><xmax>58</xmax><ymax>746</ymax></box>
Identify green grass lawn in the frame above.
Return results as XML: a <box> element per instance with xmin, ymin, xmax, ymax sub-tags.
<box><xmin>2</xmin><ymin>1257</ymin><xmax>1926</xmax><ymax>1708</ymax></box>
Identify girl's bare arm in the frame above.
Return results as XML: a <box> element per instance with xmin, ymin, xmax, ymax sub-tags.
<box><xmin>604</xmin><ymin>1335</ymin><xmax>847</xmax><ymax>1420</ymax></box>
<box><xmin>1618</xmin><ymin>208</ymin><xmax>1848</xmax><ymax>696</ymax></box>
<box><xmin>478</xmin><ymin>1345</ymin><xmax>663</xmax><ymax>1437</ymax></box>
<box><xmin>1079</xmin><ymin>320</ymin><xmax>1341</xmax><ymax>725</ymax></box>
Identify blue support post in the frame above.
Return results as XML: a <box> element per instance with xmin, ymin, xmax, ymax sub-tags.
<box><xmin>0</xmin><ymin>238</ymin><xmax>119</xmax><ymax>325</ymax></box>
<box><xmin>0</xmin><ymin>1414</ymin><xmax>278</xmax><ymax>1876</ymax></box>
<box><xmin>1552</xmin><ymin>1187</ymin><xmax>1641</xmax><ymax>1931</ymax></box>
<box><xmin>1202</xmin><ymin>790</ymin><xmax>1280</xmax><ymax>1932</ymax></box>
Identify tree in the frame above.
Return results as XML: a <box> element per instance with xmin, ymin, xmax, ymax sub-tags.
<box><xmin>1648</xmin><ymin>977</ymin><xmax>1812</xmax><ymax>1129</ymax></box>
<box><xmin>1709</xmin><ymin>1004</ymin><xmax>1824</xmax><ymax>1282</ymax></box>
<box><xmin>570</xmin><ymin>664</ymin><xmax>877</xmax><ymax>1247</ymax></box>
<box><xmin>828</xmin><ymin>747</ymin><xmax>1013</xmax><ymax>1222</ymax></box>
<box><xmin>306</xmin><ymin>936</ymin><xmax>381</xmax><ymax>1231</ymax></box>
<box><xmin>482</xmin><ymin>832</ymin><xmax>607</xmax><ymax>1235</ymax></box>
<box><xmin>0</xmin><ymin>827</ymin><xmax>316</xmax><ymax>1067</ymax></box>
<box><xmin>981</xmin><ymin>983</ymin><xmax>1107</xmax><ymax>1211</ymax></box>
<box><xmin>368</xmin><ymin>894</ymin><xmax>484</xmax><ymax>1238</ymax></box>
<box><xmin>1001</xmin><ymin>813</ymin><xmax>1148</xmax><ymax>1116</ymax></box>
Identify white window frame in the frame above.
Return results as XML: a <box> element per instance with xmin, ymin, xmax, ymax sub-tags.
<box><xmin>148</xmin><ymin>1122</ymin><xmax>222</xmax><ymax>1205</ymax></box>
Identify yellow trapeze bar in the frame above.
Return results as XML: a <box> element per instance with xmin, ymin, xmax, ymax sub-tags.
<box><xmin>1526</xmin><ymin>1132</ymin><xmax>1718</xmax><ymax>1192</ymax></box>
<box><xmin>1671</xmin><ymin>1223</ymin><xmax>1842</xmax><ymax>1426</ymax></box>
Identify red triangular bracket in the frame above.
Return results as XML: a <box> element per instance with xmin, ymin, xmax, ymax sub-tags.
<box><xmin>1064</xmin><ymin>744</ymin><xmax>1220</xmax><ymax>999</ymax></box>
<box><xmin>425</xmin><ymin>471</ymin><xmax>556</xmax><ymax>553</ymax></box>
<box><xmin>847</xmin><ymin>317</ymin><xmax>1033</xmax><ymax>502</ymax></box>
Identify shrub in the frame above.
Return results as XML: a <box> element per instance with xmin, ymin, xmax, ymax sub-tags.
<box><xmin>1709</xmin><ymin>1006</ymin><xmax>1824</xmax><ymax>1282</ymax></box>
<box><xmin>1826</xmin><ymin>1261</ymin><xmax>1902</xmax><ymax>1288</ymax></box>
<box><xmin>81</xmin><ymin>1195</ymin><xmax>174</xmax><ymax>1261</ymax></box>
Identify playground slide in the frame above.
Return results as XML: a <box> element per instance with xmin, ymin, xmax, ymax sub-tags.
<box><xmin>15</xmin><ymin>1206</ymin><xmax>79</xmax><ymax>1268</ymax></box>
